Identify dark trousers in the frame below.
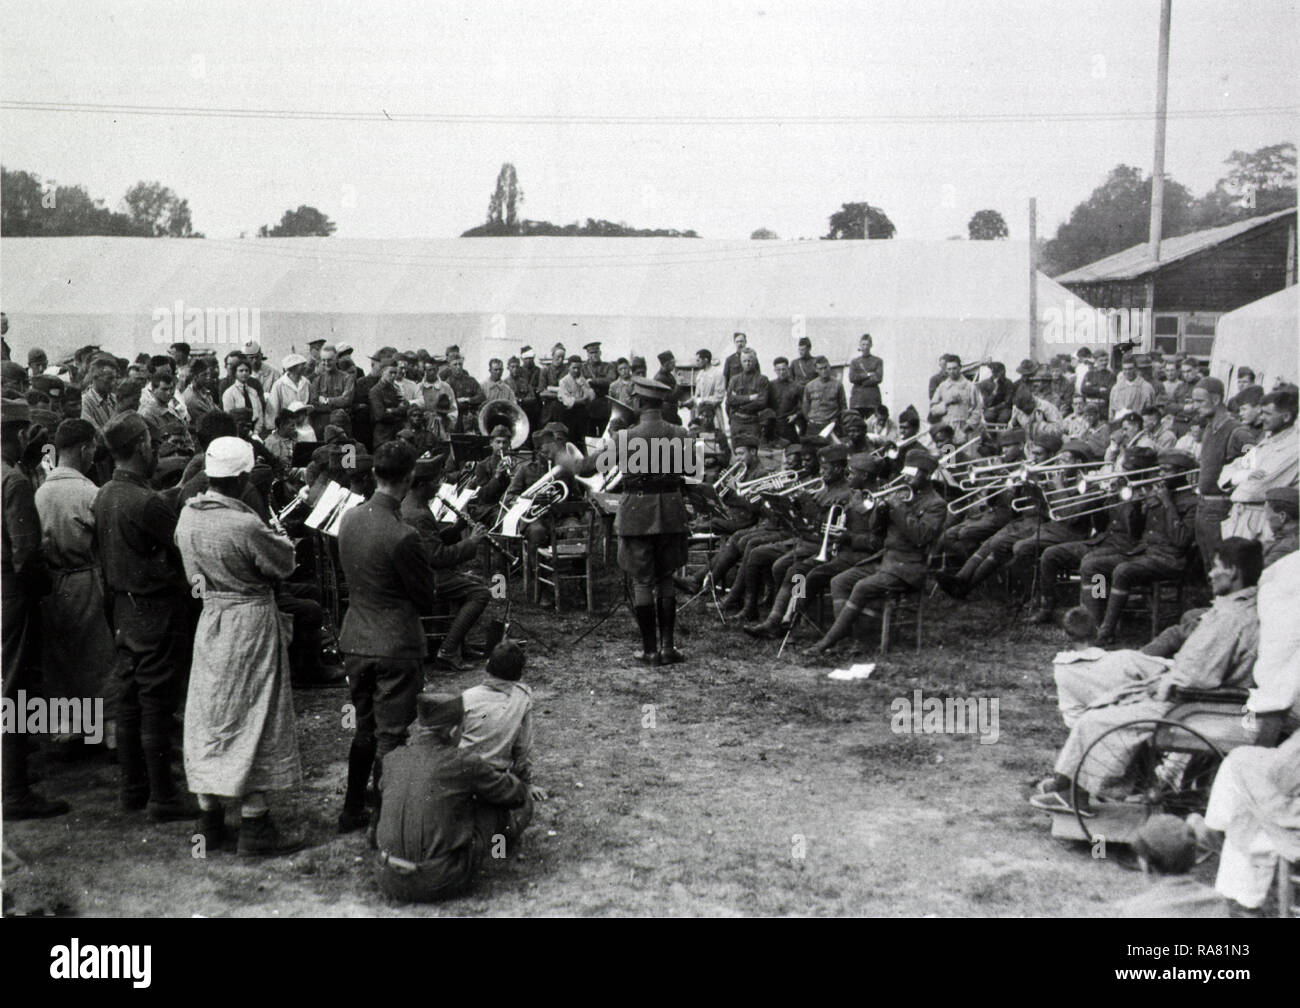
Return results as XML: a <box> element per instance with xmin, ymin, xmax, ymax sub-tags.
<box><xmin>1195</xmin><ymin>496</ymin><xmax>1231</xmax><ymax>571</ymax></box>
<box><xmin>345</xmin><ymin>654</ymin><xmax>422</xmax><ymax>781</ymax></box>
<box><xmin>111</xmin><ymin>592</ymin><xmax>189</xmax><ymax>804</ymax></box>
<box><xmin>277</xmin><ymin>582</ymin><xmax>323</xmax><ymax>681</ymax></box>
<box><xmin>433</xmin><ymin>571</ymin><xmax>490</xmax><ymax>653</ymax></box>
<box><xmin>375</xmin><ymin>794</ymin><xmax>533</xmax><ymax>903</ymax></box>
<box><xmin>2</xmin><ymin>588</ymin><xmax>39</xmax><ymax>803</ymax></box>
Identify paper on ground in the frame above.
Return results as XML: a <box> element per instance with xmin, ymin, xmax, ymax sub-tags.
<box><xmin>828</xmin><ymin>663</ymin><xmax>876</xmax><ymax>681</ymax></box>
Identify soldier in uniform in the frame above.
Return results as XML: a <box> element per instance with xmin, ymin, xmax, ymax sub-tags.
<box><xmin>587</xmin><ymin>375</ymin><xmax>693</xmax><ymax>666</ymax></box>
<box><xmin>1092</xmin><ymin>450</ymin><xmax>1200</xmax><ymax>644</ymax></box>
<box><xmin>804</xmin><ymin>450</ymin><xmax>947</xmax><ymax>658</ymax></box>
<box><xmin>580</xmin><ymin>341</ymin><xmax>618</xmax><ymax>385</ymax></box>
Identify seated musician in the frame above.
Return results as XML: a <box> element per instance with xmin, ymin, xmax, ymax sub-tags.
<box><xmin>935</xmin><ymin>429</ymin><xmax>1024</xmax><ymax>562</ymax></box>
<box><xmin>746</xmin><ymin>449</ymin><xmax>876</xmax><ymax>638</ymax></box>
<box><xmin>934</xmin><ymin>433</ymin><xmax>1059</xmax><ymax>595</ymax></box>
<box><xmin>1024</xmin><ymin>438</ymin><xmax>1104</xmax><ymax>622</ymax></box>
<box><xmin>467</xmin><ymin>423</ymin><xmax>515</xmax><ymax>523</ymax></box>
<box><xmin>724</xmin><ymin>444</ymin><xmax>851</xmax><ymax>624</ymax></box>
<box><xmin>839</xmin><ymin>411</ymin><xmax>869</xmax><ymax>454</ymax></box>
<box><xmin>1037</xmin><ymin>447</ymin><xmax>1157</xmax><ymax>629</ymax></box>
<box><xmin>708</xmin><ymin>434</ymin><xmax>765</xmax><ymax>536</ymax></box>
<box><xmin>501</xmin><ymin>427</ymin><xmax>581</xmax><ymax>557</ymax></box>
<box><xmin>688</xmin><ymin>441</ymin><xmax>807</xmax><ymax>595</ymax></box>
<box><xmin>1031</xmin><ymin>538</ymin><xmax>1261</xmax><ymax>815</ymax></box>
<box><xmin>803</xmin><ymin>450</ymin><xmax>946</xmax><ymax>658</ymax></box>
<box><xmin>1089</xmin><ymin>450</ymin><xmax>1199</xmax><ymax>644</ymax></box>
<box><xmin>400</xmin><ymin>457</ymin><xmax>491</xmax><ymax>673</ymax></box>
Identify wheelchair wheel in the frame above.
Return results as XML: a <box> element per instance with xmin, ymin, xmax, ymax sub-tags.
<box><xmin>1071</xmin><ymin>718</ymin><xmax>1224</xmax><ymax>843</ymax></box>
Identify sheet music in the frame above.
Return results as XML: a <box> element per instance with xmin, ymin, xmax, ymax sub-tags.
<box><xmin>304</xmin><ymin>481</ymin><xmax>363</xmax><ymax>537</ymax></box>
<box><xmin>498</xmin><ymin>499</ymin><xmax>532</xmax><ymax>538</ymax></box>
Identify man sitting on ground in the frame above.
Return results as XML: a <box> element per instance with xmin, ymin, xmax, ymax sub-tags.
<box><xmin>1113</xmin><ymin>814</ymin><xmax>1225</xmax><ymax>917</ymax></box>
<box><xmin>374</xmin><ymin>692</ymin><xmax>529</xmax><ymax>904</ymax></box>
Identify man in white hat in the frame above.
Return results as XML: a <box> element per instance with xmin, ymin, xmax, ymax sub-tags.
<box><xmin>266</xmin><ymin>353</ymin><xmax>313</xmax><ymax>431</ymax></box>
<box><xmin>174</xmin><ymin>435</ymin><xmax>304</xmax><ymax>856</ymax></box>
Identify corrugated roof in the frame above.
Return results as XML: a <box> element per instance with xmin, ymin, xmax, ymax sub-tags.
<box><xmin>1055</xmin><ymin>207</ymin><xmax>1296</xmax><ymax>284</ymax></box>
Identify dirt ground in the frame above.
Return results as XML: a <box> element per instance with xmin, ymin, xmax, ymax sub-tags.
<box><xmin>3</xmin><ymin>575</ymin><xmax>1191</xmax><ymax>918</ymax></box>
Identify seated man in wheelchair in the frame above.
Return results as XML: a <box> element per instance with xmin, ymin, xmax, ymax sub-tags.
<box><xmin>1031</xmin><ymin>537</ymin><xmax>1263</xmax><ymax>815</ymax></box>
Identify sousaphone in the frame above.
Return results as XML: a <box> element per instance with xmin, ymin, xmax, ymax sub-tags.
<box><xmin>478</xmin><ymin>400</ymin><xmax>530</xmax><ymax>449</ymax></box>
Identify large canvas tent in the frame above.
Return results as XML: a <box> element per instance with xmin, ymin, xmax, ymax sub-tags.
<box><xmin>1</xmin><ymin>236</ymin><xmax>1092</xmax><ymax>414</ymax></box>
<box><xmin>1210</xmin><ymin>283</ymin><xmax>1299</xmax><ymax>390</ymax></box>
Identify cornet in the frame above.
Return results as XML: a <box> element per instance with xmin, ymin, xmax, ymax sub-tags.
<box><xmin>814</xmin><ymin>504</ymin><xmax>848</xmax><ymax>562</ymax></box>
<box><xmin>713</xmin><ymin>457</ymin><xmax>747</xmax><ymax>497</ymax></box>
<box><xmin>858</xmin><ymin>479</ymin><xmax>915</xmax><ymax>512</ymax></box>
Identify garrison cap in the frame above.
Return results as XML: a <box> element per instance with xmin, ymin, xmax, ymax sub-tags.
<box><xmin>1</xmin><ymin>397</ymin><xmax>31</xmax><ymax>425</ymax></box>
<box><xmin>998</xmin><ymin>428</ymin><xmax>1026</xmax><ymax>447</ymax></box>
<box><xmin>1123</xmin><ymin>447</ymin><xmax>1159</xmax><ymax>472</ymax></box>
<box><xmin>415</xmin><ymin>692</ymin><xmax>464</xmax><ymax>729</ymax></box>
<box><xmin>102</xmin><ymin>411</ymin><xmax>149</xmax><ymax>453</ymax></box>
<box><xmin>904</xmin><ymin>449</ymin><xmax>939</xmax><ymax>475</ymax></box>
<box><xmin>818</xmin><ymin>443</ymin><xmax>849</xmax><ymax>463</ymax></box>
<box><xmin>1157</xmin><ymin>450</ymin><xmax>1197</xmax><ymax>471</ymax></box>
<box><xmin>731</xmin><ymin>434</ymin><xmax>759</xmax><ymax>450</ymax></box>
<box><xmin>1061</xmin><ymin>439</ymin><xmax>1095</xmax><ymax>461</ymax></box>
<box><xmin>1265</xmin><ymin>486</ymin><xmax>1298</xmax><ymax>517</ymax></box>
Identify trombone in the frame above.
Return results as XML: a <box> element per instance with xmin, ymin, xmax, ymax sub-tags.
<box><xmin>1114</xmin><ymin>467</ymin><xmax>1200</xmax><ymax>501</ymax></box>
<box><xmin>774</xmin><ymin>475</ymin><xmax>825</xmax><ymax>498</ymax></box>
<box><xmin>947</xmin><ymin>475</ymin><xmax>1017</xmax><ymax>516</ymax></box>
<box><xmin>1043</xmin><ymin>465</ymin><xmax>1164</xmax><ymax>521</ymax></box>
<box><xmin>871</xmin><ymin>430</ymin><xmax>925</xmax><ymax>461</ymax></box>
<box><xmin>735</xmin><ymin>468</ymin><xmax>800</xmax><ymax>501</ymax></box>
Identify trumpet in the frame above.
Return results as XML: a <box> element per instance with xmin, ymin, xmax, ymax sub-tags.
<box><xmin>814</xmin><ymin>504</ymin><xmax>848</xmax><ymax>562</ymax></box>
<box><xmin>713</xmin><ymin>457</ymin><xmax>747</xmax><ymax>497</ymax></box>
<box><xmin>735</xmin><ymin>468</ymin><xmax>800</xmax><ymax>500</ymax></box>
<box><xmin>858</xmin><ymin>479</ymin><xmax>915</xmax><ymax>512</ymax></box>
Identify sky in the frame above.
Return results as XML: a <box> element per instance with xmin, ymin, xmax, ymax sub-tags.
<box><xmin>1</xmin><ymin>0</ymin><xmax>1296</xmax><ymax>243</ymax></box>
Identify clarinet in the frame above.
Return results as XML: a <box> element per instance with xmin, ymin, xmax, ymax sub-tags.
<box><xmin>436</xmin><ymin>491</ymin><xmax>520</xmax><ymax>569</ymax></box>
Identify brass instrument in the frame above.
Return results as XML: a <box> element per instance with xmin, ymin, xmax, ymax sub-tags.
<box><xmin>774</xmin><ymin>475</ymin><xmax>825</xmax><ymax>498</ymax></box>
<box><xmin>735</xmin><ymin>468</ymin><xmax>800</xmax><ymax>501</ymax></box>
<box><xmin>713</xmin><ymin>457</ymin><xmax>747</xmax><ymax>497</ymax></box>
<box><xmin>859</xmin><ymin>478</ymin><xmax>915</xmax><ymax>512</ymax></box>
<box><xmin>1043</xmin><ymin>465</ymin><xmax>1164</xmax><ymax>521</ymax></box>
<box><xmin>602</xmin><ymin>398</ymin><xmax>638</xmax><ymax>440</ymax></box>
<box><xmin>814</xmin><ymin>504</ymin><xmax>848</xmax><ymax>562</ymax></box>
<box><xmin>947</xmin><ymin>475</ymin><xmax>1017</xmax><ymax>516</ymax></box>
<box><xmin>269</xmin><ymin>486</ymin><xmax>310</xmax><ymax>536</ymax></box>
<box><xmin>510</xmin><ymin>442</ymin><xmax>585</xmax><ymax>527</ymax></box>
<box><xmin>1116</xmin><ymin>467</ymin><xmax>1200</xmax><ymax>501</ymax></box>
<box><xmin>873</xmin><ymin>430</ymin><xmax>925</xmax><ymax>461</ymax></box>
<box><xmin>478</xmin><ymin>399</ymin><xmax>531</xmax><ymax>449</ymax></box>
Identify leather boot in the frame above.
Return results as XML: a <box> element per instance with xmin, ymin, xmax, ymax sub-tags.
<box><xmin>117</xmin><ymin>708</ymin><xmax>149</xmax><ymax>810</ymax></box>
<box><xmin>439</xmin><ymin>596</ymin><xmax>488</xmax><ymax>661</ymax></box>
<box><xmin>1095</xmin><ymin>589</ymin><xmax>1127</xmax><ymax>643</ymax></box>
<box><xmin>238</xmin><ymin>813</ymin><xmax>304</xmax><ymax>857</ymax></box>
<box><xmin>633</xmin><ymin>604</ymin><xmax>660</xmax><ymax>665</ymax></box>
<box><xmin>141</xmin><ymin>729</ymin><xmax>194</xmax><ymax>820</ymax></box>
<box><xmin>338</xmin><ymin>739</ymin><xmax>375</xmax><ymax>833</ymax></box>
<box><xmin>746</xmin><ymin>584</ymin><xmax>793</xmax><ymax>638</ymax></box>
<box><xmin>721</xmin><ymin>574</ymin><xmax>746</xmax><ymax>613</ymax></box>
<box><xmin>966</xmin><ymin>555</ymin><xmax>1001</xmax><ymax>591</ymax></box>
<box><xmin>196</xmin><ymin>805</ymin><xmax>226</xmax><ymax>852</ymax></box>
<box><xmin>658</xmin><ymin>597</ymin><xmax>683</xmax><ymax>664</ymax></box>
<box><xmin>1079</xmin><ymin>582</ymin><xmax>1106</xmax><ymax>625</ymax></box>
<box><xmin>806</xmin><ymin>603</ymin><xmax>858</xmax><ymax>656</ymax></box>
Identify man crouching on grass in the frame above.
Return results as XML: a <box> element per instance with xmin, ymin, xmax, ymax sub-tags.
<box><xmin>459</xmin><ymin>641</ymin><xmax>548</xmax><ymax>823</ymax></box>
<box><xmin>374</xmin><ymin>692</ymin><xmax>529</xmax><ymax>903</ymax></box>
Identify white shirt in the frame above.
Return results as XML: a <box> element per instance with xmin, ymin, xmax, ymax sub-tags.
<box><xmin>1249</xmin><ymin>551</ymin><xmax>1300</xmax><ymax>718</ymax></box>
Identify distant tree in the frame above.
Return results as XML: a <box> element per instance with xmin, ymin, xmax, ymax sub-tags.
<box><xmin>484</xmin><ymin>163</ymin><xmax>524</xmax><ymax>235</ymax></box>
<box><xmin>1</xmin><ymin>166</ymin><xmax>148</xmax><ymax>236</ymax></box>
<box><xmin>1190</xmin><ymin>142</ymin><xmax>1297</xmax><ymax>229</ymax></box>
<box><xmin>750</xmin><ymin>227</ymin><xmax>779</xmax><ymax>239</ymax></box>
<box><xmin>123</xmin><ymin>181</ymin><xmax>197</xmax><ymax>236</ymax></box>
<box><xmin>1043</xmin><ymin>165</ymin><xmax>1195</xmax><ymax>274</ymax></box>
<box><xmin>258</xmin><ymin>205</ymin><xmax>337</xmax><ymax>237</ymax></box>
<box><xmin>968</xmin><ymin>209</ymin><xmax>1009</xmax><ymax>240</ymax></box>
<box><xmin>463</xmin><ymin>216</ymin><xmax>698</xmax><ymax>238</ymax></box>
<box><xmin>824</xmin><ymin>202</ymin><xmax>896</xmax><ymax>240</ymax></box>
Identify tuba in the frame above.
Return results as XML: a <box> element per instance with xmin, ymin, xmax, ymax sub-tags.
<box><xmin>478</xmin><ymin>399</ymin><xmax>530</xmax><ymax>450</ymax></box>
<box><xmin>603</xmin><ymin>398</ymin><xmax>638</xmax><ymax>439</ymax></box>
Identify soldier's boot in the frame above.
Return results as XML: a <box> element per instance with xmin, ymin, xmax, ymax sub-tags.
<box><xmin>338</xmin><ymin>739</ymin><xmax>376</xmax><ymax>833</ymax></box>
<box><xmin>142</xmin><ymin>728</ymin><xmax>196</xmax><ymax>823</ymax></box>
<box><xmin>633</xmin><ymin>604</ymin><xmax>660</xmax><ymax>665</ymax></box>
<box><xmin>721</xmin><ymin>572</ymin><xmax>747</xmax><ymax>613</ymax></box>
<box><xmin>1078</xmin><ymin>581</ymin><xmax>1107</xmax><ymax>626</ymax></box>
<box><xmin>1095</xmin><ymin>589</ymin><xmax>1128</xmax><ymax>644</ymax></box>
<box><xmin>746</xmin><ymin>583</ymin><xmax>793</xmax><ymax>638</ymax></box>
<box><xmin>657</xmin><ymin>597</ymin><xmax>684</xmax><ymax>665</ymax></box>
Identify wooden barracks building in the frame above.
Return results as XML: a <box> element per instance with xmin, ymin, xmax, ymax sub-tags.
<box><xmin>1056</xmin><ymin>207</ymin><xmax>1297</xmax><ymax>359</ymax></box>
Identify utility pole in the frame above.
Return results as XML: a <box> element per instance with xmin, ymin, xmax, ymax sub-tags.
<box><xmin>1146</xmin><ymin>0</ymin><xmax>1173</xmax><ymax>351</ymax></box>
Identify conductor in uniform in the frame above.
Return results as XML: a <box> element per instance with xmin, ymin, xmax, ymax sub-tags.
<box><xmin>577</xmin><ymin>376</ymin><xmax>695</xmax><ymax>666</ymax></box>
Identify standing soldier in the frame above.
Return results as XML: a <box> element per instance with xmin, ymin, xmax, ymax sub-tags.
<box><xmin>848</xmin><ymin>333</ymin><xmax>884</xmax><ymax>420</ymax></box>
<box><xmin>2</xmin><ymin>397</ymin><xmax>64</xmax><ymax>819</ymax></box>
<box><xmin>578</xmin><ymin>376</ymin><xmax>694</xmax><ymax>665</ymax></box>
<box><xmin>336</xmin><ymin>440</ymin><xmax>438</xmax><ymax>833</ymax></box>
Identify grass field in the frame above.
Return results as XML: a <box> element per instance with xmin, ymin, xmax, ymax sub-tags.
<box><xmin>3</xmin><ymin>575</ymin><xmax>1196</xmax><ymax>917</ymax></box>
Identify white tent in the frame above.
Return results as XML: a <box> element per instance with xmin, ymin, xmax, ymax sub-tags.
<box><xmin>1</xmin><ymin>236</ymin><xmax>1092</xmax><ymax>414</ymax></box>
<box><xmin>1211</xmin><ymin>284</ymin><xmax>1299</xmax><ymax>390</ymax></box>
